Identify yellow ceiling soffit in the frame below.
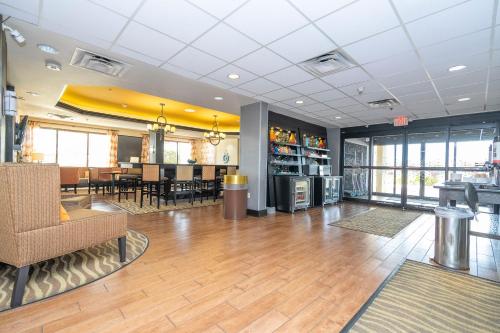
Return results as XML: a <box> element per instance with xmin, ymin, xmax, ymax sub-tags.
<box><xmin>59</xmin><ymin>85</ymin><xmax>240</xmax><ymax>132</ymax></box>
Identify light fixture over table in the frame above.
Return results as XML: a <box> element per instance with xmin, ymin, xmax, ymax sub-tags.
<box><xmin>204</xmin><ymin>115</ymin><xmax>226</xmax><ymax>146</ymax></box>
<box><xmin>147</xmin><ymin>103</ymin><xmax>176</xmax><ymax>133</ymax></box>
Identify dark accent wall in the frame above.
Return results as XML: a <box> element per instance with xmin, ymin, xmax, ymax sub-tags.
<box><xmin>268</xmin><ymin>110</ymin><xmax>327</xmax><ymax>138</ymax></box>
<box><xmin>0</xmin><ymin>23</ymin><xmax>6</xmax><ymax>162</ymax></box>
<box><xmin>117</xmin><ymin>135</ymin><xmax>142</xmax><ymax>163</ymax></box>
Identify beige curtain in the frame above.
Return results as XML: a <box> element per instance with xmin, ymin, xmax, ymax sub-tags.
<box><xmin>191</xmin><ymin>138</ymin><xmax>215</xmax><ymax>164</ymax></box>
<box><xmin>21</xmin><ymin>121</ymin><xmax>39</xmax><ymax>162</ymax></box>
<box><xmin>108</xmin><ymin>130</ymin><xmax>119</xmax><ymax>167</ymax></box>
<box><xmin>141</xmin><ymin>134</ymin><xmax>150</xmax><ymax>163</ymax></box>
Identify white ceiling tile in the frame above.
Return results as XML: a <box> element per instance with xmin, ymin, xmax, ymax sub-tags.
<box><xmin>398</xmin><ymin>90</ymin><xmax>438</xmax><ymax>104</ymax></box>
<box><xmin>488</xmin><ymin>78</ymin><xmax>500</xmax><ymax>94</ymax></box>
<box><xmin>444</xmin><ymin>93</ymin><xmax>484</xmax><ymax>110</ymax></box>
<box><xmin>40</xmin><ymin>0</ymin><xmax>127</xmax><ymax>43</ymax></box>
<box><xmin>322</xmin><ymin>67</ymin><xmax>371</xmax><ymax>87</ymax></box>
<box><xmin>355</xmin><ymin>91</ymin><xmax>394</xmax><ymax>103</ymax></box>
<box><xmin>0</xmin><ymin>1</ymin><xmax>38</xmax><ymax>24</ymax></box>
<box><xmin>426</xmin><ymin>52</ymin><xmax>490</xmax><ymax>79</ymax></box>
<box><xmin>492</xmin><ymin>50</ymin><xmax>500</xmax><ymax>68</ymax></box>
<box><xmin>439</xmin><ymin>82</ymin><xmax>486</xmax><ymax>98</ymax></box>
<box><xmin>187</xmin><ymin>0</ymin><xmax>247</xmax><ymax>19</ymax></box>
<box><xmin>324</xmin><ymin>97</ymin><xmax>360</xmax><ymax>108</ymax></box>
<box><xmin>392</xmin><ymin>0</ymin><xmax>466</xmax><ymax>23</ymax></box>
<box><xmin>192</xmin><ymin>23</ymin><xmax>260</xmax><ymax>62</ymax></box>
<box><xmin>338</xmin><ymin>104</ymin><xmax>369</xmax><ymax>113</ymax></box>
<box><xmin>490</xmin><ymin>66</ymin><xmax>500</xmax><ymax>81</ymax></box>
<box><xmin>344</xmin><ymin>27</ymin><xmax>413</xmax><ymax>64</ymax></box>
<box><xmin>116</xmin><ymin>22</ymin><xmax>186</xmax><ymax>61</ymax></box>
<box><xmin>205</xmin><ymin>64</ymin><xmax>257</xmax><ymax>86</ymax></box>
<box><xmin>265</xmin><ymin>66</ymin><xmax>315</xmax><ymax>86</ymax></box>
<box><xmin>288</xmin><ymin>0</ymin><xmax>356</xmax><ymax>21</ymax></box>
<box><xmin>89</xmin><ymin>0</ymin><xmax>143</xmax><ymax>17</ymax></box>
<box><xmin>255</xmin><ymin>95</ymin><xmax>277</xmax><ymax>104</ymax></box>
<box><xmin>316</xmin><ymin>0</ymin><xmax>400</xmax><ymax>46</ymax></box>
<box><xmin>362</xmin><ymin>51</ymin><xmax>421</xmax><ymax>77</ymax></box>
<box><xmin>229</xmin><ymin>87</ymin><xmax>257</xmax><ymax>97</ymax></box>
<box><xmin>495</xmin><ymin>26</ymin><xmax>500</xmax><ymax>49</ymax></box>
<box><xmin>339</xmin><ymin>80</ymin><xmax>384</xmax><ymax>96</ymax></box>
<box><xmin>225</xmin><ymin>0</ymin><xmax>308</xmax><ymax>44</ymax></box>
<box><xmin>267</xmin><ymin>25</ymin><xmax>336</xmax><ymax>63</ymax></box>
<box><xmin>168</xmin><ymin>47</ymin><xmax>226</xmax><ymax>75</ymax></box>
<box><xmin>198</xmin><ymin>77</ymin><xmax>232</xmax><ymax>89</ymax></box>
<box><xmin>233</xmin><ymin>48</ymin><xmax>291</xmax><ymax>76</ymax></box>
<box><xmin>297</xmin><ymin>103</ymin><xmax>330</xmax><ymax>113</ymax></box>
<box><xmin>405</xmin><ymin>99</ymin><xmax>444</xmax><ymax>112</ymax></box>
<box><xmin>262</xmin><ymin>88</ymin><xmax>301</xmax><ymax>101</ymax></box>
<box><xmin>134</xmin><ymin>0</ymin><xmax>217</xmax><ymax>43</ymax></box>
<box><xmin>406</xmin><ymin>0</ymin><xmax>494</xmax><ymax>47</ymax></box>
<box><xmin>273</xmin><ymin>101</ymin><xmax>294</xmax><ymax>110</ymax></box>
<box><xmin>237</xmin><ymin>78</ymin><xmax>281</xmax><ymax>94</ymax></box>
<box><xmin>308</xmin><ymin>89</ymin><xmax>346</xmax><ymax>102</ymax></box>
<box><xmin>111</xmin><ymin>45</ymin><xmax>163</xmax><ymax>66</ymax></box>
<box><xmin>433</xmin><ymin>69</ymin><xmax>487</xmax><ymax>90</ymax></box>
<box><xmin>419</xmin><ymin>29</ymin><xmax>491</xmax><ymax>66</ymax></box>
<box><xmin>378</xmin><ymin>69</ymin><xmax>428</xmax><ymax>88</ymax></box>
<box><xmin>388</xmin><ymin>81</ymin><xmax>435</xmax><ymax>97</ymax></box>
<box><xmin>288</xmin><ymin>79</ymin><xmax>332</xmax><ymax>95</ymax></box>
<box><xmin>282</xmin><ymin>96</ymin><xmax>316</xmax><ymax>107</ymax></box>
<box><xmin>160</xmin><ymin>63</ymin><xmax>201</xmax><ymax>79</ymax></box>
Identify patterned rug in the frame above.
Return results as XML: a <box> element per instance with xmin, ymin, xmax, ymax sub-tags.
<box><xmin>108</xmin><ymin>198</ymin><xmax>223</xmax><ymax>215</ymax></box>
<box><xmin>343</xmin><ymin>260</ymin><xmax>500</xmax><ymax>332</ymax></box>
<box><xmin>0</xmin><ymin>229</ymin><xmax>148</xmax><ymax>312</ymax></box>
<box><xmin>329</xmin><ymin>208</ymin><xmax>421</xmax><ymax>237</ymax></box>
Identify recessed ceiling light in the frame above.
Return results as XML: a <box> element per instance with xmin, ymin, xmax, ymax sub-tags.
<box><xmin>214</xmin><ymin>96</ymin><xmax>223</xmax><ymax>101</ymax></box>
<box><xmin>37</xmin><ymin>43</ymin><xmax>58</xmax><ymax>55</ymax></box>
<box><xmin>121</xmin><ymin>103</ymin><xmax>128</xmax><ymax>108</ymax></box>
<box><xmin>448</xmin><ymin>65</ymin><xmax>467</xmax><ymax>72</ymax></box>
<box><xmin>335</xmin><ymin>116</ymin><xmax>342</xmax><ymax>119</ymax></box>
<box><xmin>295</xmin><ymin>100</ymin><xmax>304</xmax><ymax>104</ymax></box>
<box><xmin>457</xmin><ymin>97</ymin><xmax>470</xmax><ymax>102</ymax></box>
<box><xmin>26</xmin><ymin>91</ymin><xmax>39</xmax><ymax>96</ymax></box>
<box><xmin>227</xmin><ymin>73</ymin><xmax>240</xmax><ymax>80</ymax></box>
<box><xmin>45</xmin><ymin>61</ymin><xmax>61</xmax><ymax>71</ymax></box>
<box><xmin>184</xmin><ymin>108</ymin><xmax>196</xmax><ymax>113</ymax></box>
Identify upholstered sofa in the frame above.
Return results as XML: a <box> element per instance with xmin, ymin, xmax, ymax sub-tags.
<box><xmin>0</xmin><ymin>163</ymin><xmax>128</xmax><ymax>308</ymax></box>
<box><xmin>59</xmin><ymin>166</ymin><xmax>81</xmax><ymax>193</ymax></box>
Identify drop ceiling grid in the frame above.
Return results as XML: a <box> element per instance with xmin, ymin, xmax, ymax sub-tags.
<box><xmin>2</xmin><ymin>0</ymin><xmax>499</xmax><ymax>127</ymax></box>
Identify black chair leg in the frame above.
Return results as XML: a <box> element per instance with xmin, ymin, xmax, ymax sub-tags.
<box><xmin>156</xmin><ymin>182</ymin><xmax>160</xmax><ymax>209</ymax></box>
<box><xmin>118</xmin><ymin>236</ymin><xmax>126</xmax><ymax>262</ymax></box>
<box><xmin>74</xmin><ymin>185</ymin><xmax>77</xmax><ymax>194</ymax></box>
<box><xmin>140</xmin><ymin>185</ymin><xmax>144</xmax><ymax>208</ymax></box>
<box><xmin>11</xmin><ymin>266</ymin><xmax>29</xmax><ymax>308</ymax></box>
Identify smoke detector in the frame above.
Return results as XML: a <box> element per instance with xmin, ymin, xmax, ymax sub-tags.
<box><xmin>368</xmin><ymin>98</ymin><xmax>400</xmax><ymax>109</ymax></box>
<box><xmin>299</xmin><ymin>50</ymin><xmax>355</xmax><ymax>77</ymax></box>
<box><xmin>70</xmin><ymin>48</ymin><xmax>131</xmax><ymax>77</ymax></box>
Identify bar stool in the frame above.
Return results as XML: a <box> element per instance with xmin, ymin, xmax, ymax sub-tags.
<box><xmin>173</xmin><ymin>165</ymin><xmax>194</xmax><ymax>206</ymax></box>
<box><xmin>88</xmin><ymin>168</ymin><xmax>111</xmax><ymax>194</ymax></box>
<box><xmin>140</xmin><ymin>164</ymin><xmax>168</xmax><ymax>209</ymax></box>
<box><xmin>195</xmin><ymin>166</ymin><xmax>217</xmax><ymax>203</ymax></box>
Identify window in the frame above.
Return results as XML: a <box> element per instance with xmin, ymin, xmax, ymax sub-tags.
<box><xmin>449</xmin><ymin>128</ymin><xmax>495</xmax><ymax>168</ymax></box>
<box><xmin>177</xmin><ymin>142</ymin><xmax>192</xmax><ymax>164</ymax></box>
<box><xmin>164</xmin><ymin>141</ymin><xmax>178</xmax><ymax>164</ymax></box>
<box><xmin>32</xmin><ymin>127</ymin><xmax>111</xmax><ymax>167</ymax></box>
<box><xmin>33</xmin><ymin>128</ymin><xmax>57</xmax><ymax>163</ymax></box>
<box><xmin>57</xmin><ymin>131</ymin><xmax>87</xmax><ymax>167</ymax></box>
<box><xmin>88</xmin><ymin>133</ymin><xmax>110</xmax><ymax>167</ymax></box>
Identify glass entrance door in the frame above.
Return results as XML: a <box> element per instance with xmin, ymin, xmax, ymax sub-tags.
<box><xmin>371</xmin><ymin>134</ymin><xmax>403</xmax><ymax>205</ymax></box>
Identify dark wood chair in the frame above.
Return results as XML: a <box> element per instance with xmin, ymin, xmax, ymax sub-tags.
<box><xmin>173</xmin><ymin>165</ymin><xmax>194</xmax><ymax>206</ymax></box>
<box><xmin>195</xmin><ymin>166</ymin><xmax>217</xmax><ymax>203</ymax></box>
<box><xmin>140</xmin><ymin>164</ymin><xmax>170</xmax><ymax>208</ymax></box>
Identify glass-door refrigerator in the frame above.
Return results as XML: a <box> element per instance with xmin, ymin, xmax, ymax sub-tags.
<box><xmin>314</xmin><ymin>176</ymin><xmax>342</xmax><ymax>206</ymax></box>
<box><xmin>274</xmin><ymin>176</ymin><xmax>313</xmax><ymax>213</ymax></box>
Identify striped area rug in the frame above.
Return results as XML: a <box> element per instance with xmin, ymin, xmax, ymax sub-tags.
<box><xmin>0</xmin><ymin>229</ymin><xmax>148</xmax><ymax>312</ymax></box>
<box><xmin>329</xmin><ymin>208</ymin><xmax>422</xmax><ymax>238</ymax></box>
<box><xmin>109</xmin><ymin>198</ymin><xmax>222</xmax><ymax>215</ymax></box>
<box><xmin>344</xmin><ymin>260</ymin><xmax>500</xmax><ymax>332</ymax></box>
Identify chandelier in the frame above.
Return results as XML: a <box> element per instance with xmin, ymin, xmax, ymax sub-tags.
<box><xmin>147</xmin><ymin>103</ymin><xmax>176</xmax><ymax>133</ymax></box>
<box><xmin>204</xmin><ymin>115</ymin><xmax>226</xmax><ymax>146</ymax></box>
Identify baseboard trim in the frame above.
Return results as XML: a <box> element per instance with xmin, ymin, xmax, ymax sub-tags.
<box><xmin>247</xmin><ymin>209</ymin><xmax>267</xmax><ymax>217</ymax></box>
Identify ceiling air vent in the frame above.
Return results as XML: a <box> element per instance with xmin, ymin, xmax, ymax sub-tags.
<box><xmin>368</xmin><ymin>98</ymin><xmax>400</xmax><ymax>109</ymax></box>
<box><xmin>299</xmin><ymin>50</ymin><xmax>355</xmax><ymax>77</ymax></box>
<box><xmin>70</xmin><ymin>48</ymin><xmax>131</xmax><ymax>77</ymax></box>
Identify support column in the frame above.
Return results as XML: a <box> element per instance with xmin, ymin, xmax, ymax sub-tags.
<box><xmin>326</xmin><ymin>127</ymin><xmax>340</xmax><ymax>175</ymax></box>
<box><xmin>240</xmin><ymin>102</ymin><xmax>268</xmax><ymax>216</ymax></box>
<box><xmin>148</xmin><ymin>130</ymin><xmax>164</xmax><ymax>163</ymax></box>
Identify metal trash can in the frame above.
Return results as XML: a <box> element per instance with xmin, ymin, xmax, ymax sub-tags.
<box><xmin>433</xmin><ymin>206</ymin><xmax>474</xmax><ymax>270</ymax></box>
<box><xmin>223</xmin><ymin>175</ymin><xmax>248</xmax><ymax>220</ymax></box>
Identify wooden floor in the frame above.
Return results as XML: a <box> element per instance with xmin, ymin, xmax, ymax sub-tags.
<box><xmin>1</xmin><ymin>200</ymin><xmax>499</xmax><ymax>333</ymax></box>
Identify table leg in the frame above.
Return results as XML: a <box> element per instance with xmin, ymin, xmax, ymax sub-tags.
<box><xmin>111</xmin><ymin>175</ymin><xmax>116</xmax><ymax>195</ymax></box>
<box><xmin>494</xmin><ymin>204</ymin><xmax>500</xmax><ymax>215</ymax></box>
<box><xmin>449</xmin><ymin>200</ymin><xmax>456</xmax><ymax>207</ymax></box>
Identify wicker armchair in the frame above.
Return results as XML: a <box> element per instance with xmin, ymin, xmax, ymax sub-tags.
<box><xmin>0</xmin><ymin>164</ymin><xmax>128</xmax><ymax>308</ymax></box>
